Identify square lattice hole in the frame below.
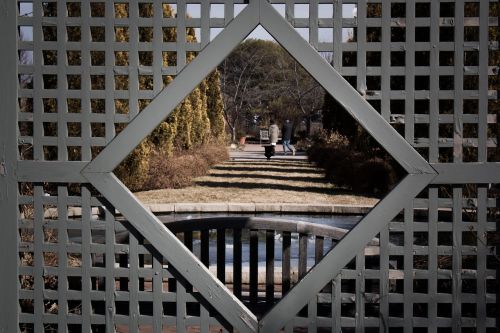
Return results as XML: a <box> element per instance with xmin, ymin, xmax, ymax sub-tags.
<box><xmin>138</xmin><ymin>3</ymin><xmax>154</xmax><ymax>17</ymax></box>
<box><xmin>415</xmin><ymin>51</ymin><xmax>430</xmax><ymax>66</ymax></box>
<box><xmin>415</xmin><ymin>27</ymin><xmax>430</xmax><ymax>42</ymax></box>
<box><xmin>416</xmin><ymin>3</ymin><xmax>431</xmax><ymax>17</ymax></box>
<box><xmin>391</xmin><ymin>51</ymin><xmax>405</xmax><ymax>66</ymax></box>
<box><xmin>367</xmin><ymin>3</ymin><xmax>381</xmax><ymax>18</ymax></box>
<box><xmin>318</xmin><ymin>4</ymin><xmax>333</xmax><ymax>18</ymax></box>
<box><xmin>210</xmin><ymin>4</ymin><xmax>224</xmax><ymax>18</ymax></box>
<box><xmin>67</xmin><ymin>2</ymin><xmax>81</xmax><ymax>17</ymax></box>
<box><xmin>342</xmin><ymin>52</ymin><xmax>357</xmax><ymax>67</ymax></box>
<box><xmin>115</xmin><ymin>27</ymin><xmax>129</xmax><ymax>42</ymax></box>
<box><xmin>67</xmin><ymin>50</ymin><xmax>81</xmax><ymax>66</ymax></box>
<box><xmin>67</xmin><ymin>123</ymin><xmax>81</xmax><ymax>137</ymax></box>
<box><xmin>366</xmin><ymin>51</ymin><xmax>381</xmax><ymax>66</ymax></box>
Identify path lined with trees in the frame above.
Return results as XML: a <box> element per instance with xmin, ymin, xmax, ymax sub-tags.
<box><xmin>220</xmin><ymin>39</ymin><xmax>325</xmax><ymax>141</ymax></box>
<box><xmin>135</xmin><ymin>145</ymin><xmax>379</xmax><ymax>206</ymax></box>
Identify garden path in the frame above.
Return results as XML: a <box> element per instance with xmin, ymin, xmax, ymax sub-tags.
<box><xmin>135</xmin><ymin>144</ymin><xmax>378</xmax><ymax>207</ymax></box>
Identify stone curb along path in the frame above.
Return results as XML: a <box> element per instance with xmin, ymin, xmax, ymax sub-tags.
<box><xmin>148</xmin><ymin>202</ymin><xmax>373</xmax><ymax>214</ymax></box>
<box><xmin>42</xmin><ymin>202</ymin><xmax>373</xmax><ymax>219</ymax></box>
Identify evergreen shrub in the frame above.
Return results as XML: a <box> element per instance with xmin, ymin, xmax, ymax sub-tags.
<box><xmin>308</xmin><ymin>130</ymin><xmax>398</xmax><ymax>194</ymax></box>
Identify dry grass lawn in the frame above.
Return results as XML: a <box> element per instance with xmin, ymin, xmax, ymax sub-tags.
<box><xmin>135</xmin><ymin>159</ymin><xmax>379</xmax><ymax>206</ymax></box>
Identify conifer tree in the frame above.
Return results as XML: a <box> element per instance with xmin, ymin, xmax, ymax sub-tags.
<box><xmin>206</xmin><ymin>70</ymin><xmax>226</xmax><ymax>142</ymax></box>
<box><xmin>175</xmin><ymin>98</ymin><xmax>194</xmax><ymax>150</ymax></box>
<box><xmin>196</xmin><ymin>79</ymin><xmax>212</xmax><ymax>144</ymax></box>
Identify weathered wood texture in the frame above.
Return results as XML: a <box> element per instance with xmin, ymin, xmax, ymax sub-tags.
<box><xmin>6</xmin><ymin>0</ymin><xmax>498</xmax><ymax>331</ymax></box>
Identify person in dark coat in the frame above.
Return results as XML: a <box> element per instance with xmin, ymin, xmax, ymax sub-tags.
<box><xmin>281</xmin><ymin>119</ymin><xmax>295</xmax><ymax>155</ymax></box>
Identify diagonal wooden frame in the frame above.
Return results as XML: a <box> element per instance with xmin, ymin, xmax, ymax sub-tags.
<box><xmin>258</xmin><ymin>174</ymin><xmax>435</xmax><ymax>330</ymax></box>
<box><xmin>85</xmin><ymin>2</ymin><xmax>262</xmax><ymax>332</ymax></box>
<box><xmin>82</xmin><ymin>0</ymin><xmax>438</xmax><ymax>331</ymax></box>
<box><xmin>258</xmin><ymin>0</ymin><xmax>434</xmax><ymax>176</ymax></box>
<box><xmin>257</xmin><ymin>3</ymin><xmax>437</xmax><ymax>328</ymax></box>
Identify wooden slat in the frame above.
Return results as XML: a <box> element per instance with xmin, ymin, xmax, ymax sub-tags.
<box><xmin>478</xmin><ymin>0</ymin><xmax>490</xmax><ymax>162</ymax></box>
<box><xmin>476</xmin><ymin>186</ymin><xmax>488</xmax><ymax>331</ymax></box>
<box><xmin>200</xmin><ymin>305</ymin><xmax>209</xmax><ymax>333</ymax></box>
<box><xmin>0</xmin><ymin>0</ymin><xmax>19</xmax><ymax>328</ymax></box>
<box><xmin>332</xmin><ymin>275</ymin><xmax>341</xmax><ymax>333</ymax></box>
<box><xmin>139</xmin><ymin>236</ymin><xmax>145</xmax><ymax>292</ymax></box>
<box><xmin>153</xmin><ymin>257</ymin><xmax>163</xmax><ymax>333</ymax></box>
<box><xmin>176</xmin><ymin>279</ymin><xmax>187</xmax><ymax>333</ymax></box>
<box><xmin>200</xmin><ymin>229</ymin><xmax>209</xmax><ymax>267</ymax></box>
<box><xmin>298</xmin><ymin>233</ymin><xmax>308</xmax><ymax>280</ymax></box>
<box><xmin>57</xmin><ymin>187</ymin><xmax>68</xmax><ymax>329</ymax></box>
<box><xmin>282</xmin><ymin>232</ymin><xmax>291</xmax><ymax>294</ymax></box>
<box><xmin>176</xmin><ymin>0</ymin><xmax>187</xmax><ymax>74</ymax></box>
<box><xmin>217</xmin><ymin>228</ymin><xmax>225</xmax><ymax>284</ymax></box>
<box><xmin>403</xmin><ymin>203</ymin><xmax>414</xmax><ymax>332</ymax></box>
<box><xmin>452</xmin><ymin>187</ymin><xmax>463</xmax><ymax>332</ymax></box>
<box><xmin>168</xmin><ymin>234</ymin><xmax>177</xmax><ymax>293</ymax></box>
<box><xmin>249</xmin><ymin>229</ymin><xmax>258</xmax><ymax>305</ymax></box>
<box><xmin>355</xmin><ymin>252</ymin><xmax>364</xmax><ymax>331</ymax></box>
<box><xmin>315</xmin><ymin>236</ymin><xmax>324</xmax><ymax>263</ymax></box>
<box><xmin>428</xmin><ymin>187</ymin><xmax>438</xmax><ymax>331</ymax></box>
<box><xmin>453</xmin><ymin>0</ymin><xmax>465</xmax><ymax>164</ymax></box>
<box><xmin>16</xmin><ymin>161</ymin><xmax>88</xmax><ymax>182</ymax></box>
<box><xmin>105</xmin><ymin>204</ymin><xmax>117</xmax><ymax>332</ymax></box>
<box><xmin>127</xmin><ymin>0</ymin><xmax>140</xmax><ymax>120</ymax></box>
<box><xmin>129</xmin><ymin>228</ymin><xmax>139</xmax><ymax>333</ymax></box>
<box><xmin>184</xmin><ymin>231</ymin><xmax>193</xmax><ymax>293</ymax></box>
<box><xmin>266</xmin><ymin>230</ymin><xmax>275</xmax><ymax>305</ymax></box>
<box><xmin>429</xmin><ymin>0</ymin><xmax>440</xmax><ymax>163</ymax></box>
<box><xmin>233</xmin><ymin>228</ymin><xmax>242</xmax><ymax>300</ymax></box>
<box><xmin>379</xmin><ymin>216</ymin><xmax>390</xmax><ymax>333</ymax></box>
<box><xmin>81</xmin><ymin>188</ymin><xmax>92</xmax><ymax>332</ymax></box>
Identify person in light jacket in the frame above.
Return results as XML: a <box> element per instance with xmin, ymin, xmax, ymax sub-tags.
<box><xmin>269</xmin><ymin>119</ymin><xmax>279</xmax><ymax>146</ymax></box>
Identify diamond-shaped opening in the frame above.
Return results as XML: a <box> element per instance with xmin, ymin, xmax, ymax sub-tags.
<box><xmin>109</xmin><ymin>20</ymin><xmax>407</xmax><ymax>319</ymax></box>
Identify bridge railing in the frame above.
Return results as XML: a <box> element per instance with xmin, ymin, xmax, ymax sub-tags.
<box><xmin>163</xmin><ymin>216</ymin><xmax>378</xmax><ymax>315</ymax></box>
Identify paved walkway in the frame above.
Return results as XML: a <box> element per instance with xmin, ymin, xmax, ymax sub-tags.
<box><xmin>229</xmin><ymin>143</ymin><xmax>307</xmax><ymax>161</ymax></box>
<box><xmin>132</xmin><ymin>143</ymin><xmax>378</xmax><ymax>214</ymax></box>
